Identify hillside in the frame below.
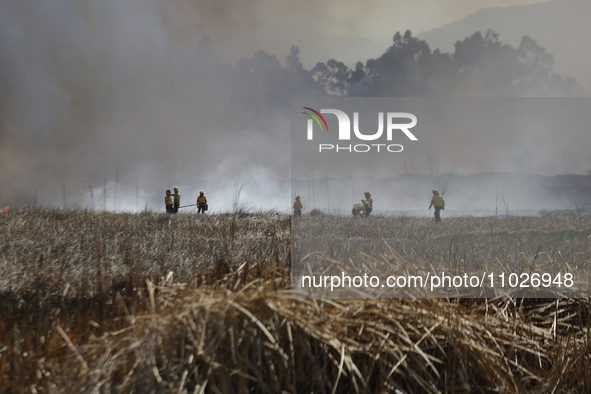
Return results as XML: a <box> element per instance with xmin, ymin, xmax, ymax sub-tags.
<box><xmin>418</xmin><ymin>0</ymin><xmax>591</xmax><ymax>92</ymax></box>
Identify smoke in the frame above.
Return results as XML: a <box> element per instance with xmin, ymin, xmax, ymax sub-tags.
<box><xmin>0</xmin><ymin>0</ymin><xmax>305</xmax><ymax>210</ymax></box>
<box><xmin>292</xmin><ymin>173</ymin><xmax>591</xmax><ymax>217</ymax></box>
<box><xmin>1</xmin><ymin>0</ymin><xmax>589</xmax><ymax>214</ymax></box>
<box><xmin>290</xmin><ymin>96</ymin><xmax>591</xmax><ymax>216</ymax></box>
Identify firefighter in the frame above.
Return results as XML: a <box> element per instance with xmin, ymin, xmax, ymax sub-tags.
<box><xmin>293</xmin><ymin>196</ymin><xmax>303</xmax><ymax>217</ymax></box>
<box><xmin>172</xmin><ymin>186</ymin><xmax>180</xmax><ymax>213</ymax></box>
<box><xmin>362</xmin><ymin>191</ymin><xmax>373</xmax><ymax>217</ymax></box>
<box><xmin>165</xmin><ymin>190</ymin><xmax>173</xmax><ymax>213</ymax></box>
<box><xmin>429</xmin><ymin>189</ymin><xmax>445</xmax><ymax>222</ymax></box>
<box><xmin>197</xmin><ymin>190</ymin><xmax>207</xmax><ymax>214</ymax></box>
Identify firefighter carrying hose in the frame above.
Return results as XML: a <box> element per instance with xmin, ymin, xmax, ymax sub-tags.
<box><xmin>362</xmin><ymin>191</ymin><xmax>373</xmax><ymax>217</ymax></box>
<box><xmin>429</xmin><ymin>189</ymin><xmax>445</xmax><ymax>222</ymax></box>
<box><xmin>197</xmin><ymin>190</ymin><xmax>207</xmax><ymax>214</ymax></box>
<box><xmin>165</xmin><ymin>190</ymin><xmax>173</xmax><ymax>213</ymax></box>
<box><xmin>293</xmin><ymin>196</ymin><xmax>303</xmax><ymax>217</ymax></box>
<box><xmin>172</xmin><ymin>186</ymin><xmax>180</xmax><ymax>213</ymax></box>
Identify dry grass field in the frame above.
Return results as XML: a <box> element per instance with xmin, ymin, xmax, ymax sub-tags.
<box><xmin>292</xmin><ymin>211</ymin><xmax>591</xmax><ymax>297</ymax></box>
<box><xmin>1</xmin><ymin>208</ymin><xmax>591</xmax><ymax>393</ymax></box>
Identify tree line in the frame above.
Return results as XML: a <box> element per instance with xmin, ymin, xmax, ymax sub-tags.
<box><xmin>195</xmin><ymin>29</ymin><xmax>584</xmax><ymax>117</ymax></box>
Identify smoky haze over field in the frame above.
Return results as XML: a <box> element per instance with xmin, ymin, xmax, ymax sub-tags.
<box><xmin>0</xmin><ymin>0</ymin><xmax>303</xmax><ymax>210</ymax></box>
<box><xmin>291</xmin><ymin>173</ymin><xmax>591</xmax><ymax>217</ymax></box>
<box><xmin>0</xmin><ymin>0</ymin><xmax>589</xmax><ymax>212</ymax></box>
<box><xmin>291</xmin><ymin>97</ymin><xmax>591</xmax><ymax>215</ymax></box>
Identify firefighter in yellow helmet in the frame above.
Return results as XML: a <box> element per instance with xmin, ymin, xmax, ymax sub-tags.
<box><xmin>293</xmin><ymin>196</ymin><xmax>303</xmax><ymax>217</ymax></box>
<box><xmin>197</xmin><ymin>190</ymin><xmax>207</xmax><ymax>214</ymax></box>
<box><xmin>429</xmin><ymin>189</ymin><xmax>445</xmax><ymax>222</ymax></box>
<box><xmin>362</xmin><ymin>191</ymin><xmax>373</xmax><ymax>217</ymax></box>
<box><xmin>165</xmin><ymin>190</ymin><xmax>173</xmax><ymax>213</ymax></box>
<box><xmin>172</xmin><ymin>186</ymin><xmax>181</xmax><ymax>213</ymax></box>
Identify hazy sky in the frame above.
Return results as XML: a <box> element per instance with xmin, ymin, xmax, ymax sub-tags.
<box><xmin>190</xmin><ymin>0</ymin><xmax>554</xmax><ymax>70</ymax></box>
<box><xmin>301</xmin><ymin>0</ymin><xmax>548</xmax><ymax>37</ymax></box>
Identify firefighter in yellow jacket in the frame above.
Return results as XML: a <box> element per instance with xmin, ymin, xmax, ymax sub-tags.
<box><xmin>172</xmin><ymin>186</ymin><xmax>180</xmax><ymax>213</ymax></box>
<box><xmin>293</xmin><ymin>196</ymin><xmax>303</xmax><ymax>217</ymax></box>
<box><xmin>362</xmin><ymin>191</ymin><xmax>373</xmax><ymax>217</ymax></box>
<box><xmin>165</xmin><ymin>190</ymin><xmax>173</xmax><ymax>213</ymax></box>
<box><xmin>196</xmin><ymin>190</ymin><xmax>207</xmax><ymax>214</ymax></box>
<box><xmin>429</xmin><ymin>189</ymin><xmax>445</xmax><ymax>222</ymax></box>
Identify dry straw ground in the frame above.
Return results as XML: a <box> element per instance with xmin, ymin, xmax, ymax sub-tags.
<box><xmin>0</xmin><ymin>208</ymin><xmax>591</xmax><ymax>393</ymax></box>
<box><xmin>292</xmin><ymin>211</ymin><xmax>591</xmax><ymax>297</ymax></box>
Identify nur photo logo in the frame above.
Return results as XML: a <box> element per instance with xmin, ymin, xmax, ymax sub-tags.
<box><xmin>302</xmin><ymin>107</ymin><xmax>418</xmax><ymax>152</ymax></box>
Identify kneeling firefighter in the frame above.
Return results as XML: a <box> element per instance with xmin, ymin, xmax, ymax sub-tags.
<box><xmin>352</xmin><ymin>192</ymin><xmax>373</xmax><ymax>217</ymax></box>
<box><xmin>197</xmin><ymin>190</ymin><xmax>208</xmax><ymax>214</ymax></box>
<box><xmin>362</xmin><ymin>192</ymin><xmax>373</xmax><ymax>217</ymax></box>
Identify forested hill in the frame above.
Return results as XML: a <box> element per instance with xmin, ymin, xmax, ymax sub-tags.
<box><xmin>418</xmin><ymin>0</ymin><xmax>591</xmax><ymax>92</ymax></box>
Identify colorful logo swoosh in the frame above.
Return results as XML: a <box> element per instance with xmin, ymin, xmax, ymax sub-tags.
<box><xmin>302</xmin><ymin>107</ymin><xmax>328</xmax><ymax>131</ymax></box>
